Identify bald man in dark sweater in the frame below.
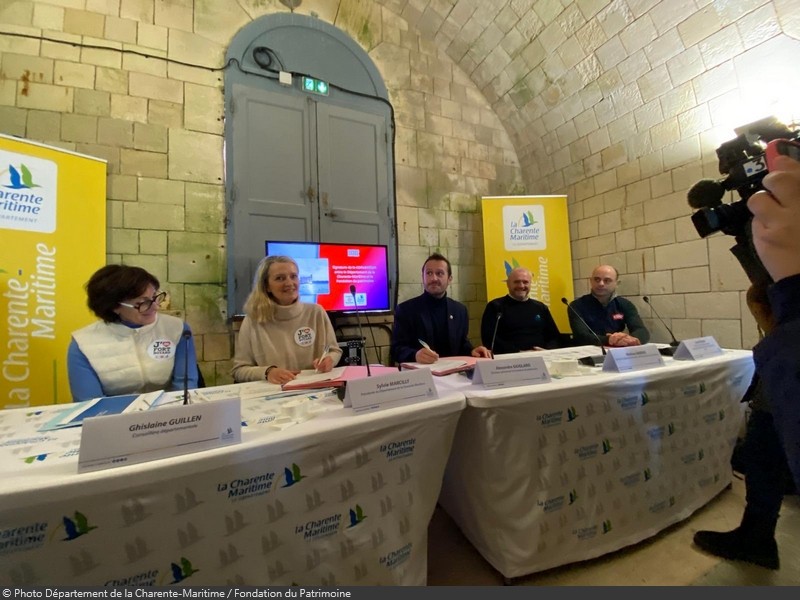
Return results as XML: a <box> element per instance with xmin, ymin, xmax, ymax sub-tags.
<box><xmin>480</xmin><ymin>267</ymin><xmax>561</xmax><ymax>354</ymax></box>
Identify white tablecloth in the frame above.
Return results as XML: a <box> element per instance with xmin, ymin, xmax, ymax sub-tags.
<box><xmin>437</xmin><ymin>346</ymin><xmax>754</xmax><ymax>579</ymax></box>
<box><xmin>0</xmin><ymin>385</ymin><xmax>465</xmax><ymax>586</ymax></box>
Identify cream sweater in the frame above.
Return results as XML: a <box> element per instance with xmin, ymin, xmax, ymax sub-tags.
<box><xmin>232</xmin><ymin>302</ymin><xmax>342</xmax><ymax>382</ymax></box>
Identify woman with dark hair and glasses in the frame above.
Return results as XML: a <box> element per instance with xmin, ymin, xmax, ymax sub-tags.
<box><xmin>67</xmin><ymin>265</ymin><xmax>198</xmax><ymax>401</ymax></box>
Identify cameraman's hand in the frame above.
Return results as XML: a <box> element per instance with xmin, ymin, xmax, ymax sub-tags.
<box><xmin>748</xmin><ymin>154</ymin><xmax>800</xmax><ymax>282</ymax></box>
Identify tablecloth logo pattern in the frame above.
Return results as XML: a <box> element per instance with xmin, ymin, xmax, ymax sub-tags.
<box><xmin>347</xmin><ymin>504</ymin><xmax>367</xmax><ymax>528</ymax></box>
<box><xmin>379</xmin><ymin>542</ymin><xmax>412</xmax><ymax>569</ymax></box>
<box><xmin>615</xmin><ymin>395</ymin><xmax>640</xmax><ymax>410</ymax></box>
<box><xmin>536</xmin><ymin>494</ymin><xmax>568</xmax><ymax>513</ymax></box>
<box><xmin>648</xmin><ymin>496</ymin><xmax>676</xmax><ymax>514</ymax></box>
<box><xmin>0</xmin><ymin>521</ymin><xmax>47</xmax><ymax>555</ymax></box>
<box><xmin>619</xmin><ymin>471</ymin><xmax>642</xmax><ymax>486</ymax></box>
<box><xmin>0</xmin><ymin>393</ymin><xmax>452</xmax><ymax>584</ymax></box>
<box><xmin>536</xmin><ymin>410</ymin><xmax>563</xmax><ymax>427</ymax></box>
<box><xmin>0</xmin><ymin>421</ymin><xmax>448</xmax><ymax>584</ymax></box>
<box><xmin>282</xmin><ymin>462</ymin><xmax>305</xmax><ymax>487</ymax></box>
<box><xmin>380</xmin><ymin>438</ymin><xmax>415</xmax><ymax>461</ymax></box>
<box><xmin>295</xmin><ymin>513</ymin><xmax>343</xmax><ymax>541</ymax></box>
<box><xmin>173</xmin><ymin>488</ymin><xmax>203</xmax><ymax>514</ymax></box>
<box><xmin>217</xmin><ymin>471</ymin><xmax>276</xmax><ymax>501</ymax></box>
<box><xmin>440</xmin><ymin>357</ymin><xmax>753</xmax><ymax>578</ymax></box>
<box><xmin>60</xmin><ymin>511</ymin><xmax>97</xmax><ymax>541</ymax></box>
<box><xmin>165</xmin><ymin>556</ymin><xmax>198</xmax><ymax>584</ymax></box>
<box><xmin>24</xmin><ymin>453</ymin><xmax>48</xmax><ymax>463</ymax></box>
<box><xmin>104</xmin><ymin>568</ymin><xmax>158</xmax><ymax>586</ymax></box>
<box><xmin>574</xmin><ymin>443</ymin><xmax>599</xmax><ymax>460</ymax></box>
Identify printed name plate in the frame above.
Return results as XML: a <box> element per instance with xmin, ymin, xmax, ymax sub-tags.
<box><xmin>602</xmin><ymin>344</ymin><xmax>665</xmax><ymax>373</ymax></box>
<box><xmin>472</xmin><ymin>355</ymin><xmax>551</xmax><ymax>388</ymax></box>
<box><xmin>673</xmin><ymin>336</ymin><xmax>724</xmax><ymax>361</ymax></box>
<box><xmin>78</xmin><ymin>397</ymin><xmax>241</xmax><ymax>473</ymax></box>
<box><xmin>344</xmin><ymin>369</ymin><xmax>437</xmax><ymax>415</ymax></box>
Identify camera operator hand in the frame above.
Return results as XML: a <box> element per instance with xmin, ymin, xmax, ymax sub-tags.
<box><xmin>748</xmin><ymin>154</ymin><xmax>800</xmax><ymax>282</ymax></box>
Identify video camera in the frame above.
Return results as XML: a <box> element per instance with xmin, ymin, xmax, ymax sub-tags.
<box><xmin>687</xmin><ymin>116</ymin><xmax>800</xmax><ymax>285</ymax></box>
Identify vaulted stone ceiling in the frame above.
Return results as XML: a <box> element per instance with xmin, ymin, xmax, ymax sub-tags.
<box><xmin>373</xmin><ymin>0</ymin><xmax>800</xmax><ymax>195</ymax></box>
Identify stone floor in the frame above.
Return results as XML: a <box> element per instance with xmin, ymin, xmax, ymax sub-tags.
<box><xmin>427</xmin><ymin>477</ymin><xmax>800</xmax><ymax>585</ymax></box>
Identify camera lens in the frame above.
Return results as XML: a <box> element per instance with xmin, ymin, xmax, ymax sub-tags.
<box><xmin>691</xmin><ymin>200</ymin><xmax>752</xmax><ymax>238</ymax></box>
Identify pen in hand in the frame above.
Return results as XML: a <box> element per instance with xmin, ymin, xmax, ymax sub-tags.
<box><xmin>315</xmin><ymin>344</ymin><xmax>331</xmax><ymax>373</ymax></box>
<box><xmin>417</xmin><ymin>339</ymin><xmax>439</xmax><ymax>364</ymax></box>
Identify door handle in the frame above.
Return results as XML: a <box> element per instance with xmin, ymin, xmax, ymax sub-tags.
<box><xmin>321</xmin><ymin>192</ymin><xmax>337</xmax><ymax>218</ymax></box>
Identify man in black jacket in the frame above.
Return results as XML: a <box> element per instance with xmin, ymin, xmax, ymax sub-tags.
<box><xmin>568</xmin><ymin>265</ymin><xmax>649</xmax><ymax>347</ymax></box>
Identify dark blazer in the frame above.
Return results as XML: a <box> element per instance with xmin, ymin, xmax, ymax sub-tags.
<box><xmin>390</xmin><ymin>293</ymin><xmax>473</xmax><ymax>364</ymax></box>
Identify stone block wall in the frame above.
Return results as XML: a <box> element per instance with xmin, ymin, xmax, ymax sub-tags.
<box><xmin>3</xmin><ymin>0</ymin><xmax>796</xmax><ymax>389</ymax></box>
<box><xmin>0</xmin><ymin>0</ymin><xmax>521</xmax><ymax>385</ymax></box>
<box><xmin>415</xmin><ymin>0</ymin><xmax>800</xmax><ymax>350</ymax></box>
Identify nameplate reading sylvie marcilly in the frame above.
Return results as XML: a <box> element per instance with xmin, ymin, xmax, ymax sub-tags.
<box><xmin>602</xmin><ymin>344</ymin><xmax>665</xmax><ymax>373</ymax></box>
<box><xmin>672</xmin><ymin>336</ymin><xmax>724</xmax><ymax>361</ymax></box>
<box><xmin>78</xmin><ymin>397</ymin><xmax>241</xmax><ymax>473</ymax></box>
<box><xmin>345</xmin><ymin>369</ymin><xmax>438</xmax><ymax>415</ymax></box>
<box><xmin>472</xmin><ymin>355</ymin><xmax>551</xmax><ymax>388</ymax></box>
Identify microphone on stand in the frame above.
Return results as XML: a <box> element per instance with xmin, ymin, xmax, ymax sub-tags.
<box><xmin>489</xmin><ymin>312</ymin><xmax>502</xmax><ymax>359</ymax></box>
<box><xmin>350</xmin><ymin>285</ymin><xmax>372</xmax><ymax>377</ymax></box>
<box><xmin>181</xmin><ymin>328</ymin><xmax>192</xmax><ymax>405</ymax></box>
<box><xmin>643</xmin><ymin>296</ymin><xmax>680</xmax><ymax>356</ymax></box>
<box><xmin>561</xmin><ymin>297</ymin><xmax>606</xmax><ymax>367</ymax></box>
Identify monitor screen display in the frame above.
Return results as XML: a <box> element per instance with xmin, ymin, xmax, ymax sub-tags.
<box><xmin>265</xmin><ymin>241</ymin><xmax>391</xmax><ymax>312</ymax></box>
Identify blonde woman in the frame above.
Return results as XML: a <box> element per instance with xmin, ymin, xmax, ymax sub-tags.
<box><xmin>232</xmin><ymin>256</ymin><xmax>342</xmax><ymax>384</ymax></box>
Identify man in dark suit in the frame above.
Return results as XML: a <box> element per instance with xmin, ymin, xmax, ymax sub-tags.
<box><xmin>390</xmin><ymin>253</ymin><xmax>491</xmax><ymax>364</ymax></box>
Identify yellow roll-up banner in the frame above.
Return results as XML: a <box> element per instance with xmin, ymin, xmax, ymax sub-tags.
<box><xmin>481</xmin><ymin>195</ymin><xmax>574</xmax><ymax>332</ymax></box>
<box><xmin>1</xmin><ymin>135</ymin><xmax>106</xmax><ymax>408</ymax></box>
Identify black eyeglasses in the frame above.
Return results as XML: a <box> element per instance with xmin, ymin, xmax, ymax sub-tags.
<box><xmin>119</xmin><ymin>291</ymin><xmax>167</xmax><ymax>313</ymax></box>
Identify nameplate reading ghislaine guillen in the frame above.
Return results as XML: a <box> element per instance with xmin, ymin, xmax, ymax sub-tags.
<box><xmin>78</xmin><ymin>397</ymin><xmax>241</xmax><ymax>473</ymax></box>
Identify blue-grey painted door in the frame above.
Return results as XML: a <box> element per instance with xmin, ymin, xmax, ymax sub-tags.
<box><xmin>229</xmin><ymin>84</ymin><xmax>394</xmax><ymax>314</ymax></box>
<box><xmin>229</xmin><ymin>84</ymin><xmax>317</xmax><ymax>311</ymax></box>
<box><xmin>316</xmin><ymin>102</ymin><xmax>389</xmax><ymax>245</ymax></box>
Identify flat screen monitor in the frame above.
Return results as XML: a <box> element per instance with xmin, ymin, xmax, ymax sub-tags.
<box><xmin>265</xmin><ymin>240</ymin><xmax>391</xmax><ymax>313</ymax></box>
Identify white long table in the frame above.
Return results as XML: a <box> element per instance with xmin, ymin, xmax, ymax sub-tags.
<box><xmin>0</xmin><ymin>385</ymin><xmax>465</xmax><ymax>586</ymax></box>
<box><xmin>436</xmin><ymin>347</ymin><xmax>754</xmax><ymax>579</ymax></box>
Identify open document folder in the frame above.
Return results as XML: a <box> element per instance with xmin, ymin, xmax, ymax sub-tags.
<box><xmin>399</xmin><ymin>356</ymin><xmax>478</xmax><ymax>376</ymax></box>
<box><xmin>38</xmin><ymin>391</ymin><xmax>164</xmax><ymax>431</ymax></box>
<box><xmin>281</xmin><ymin>365</ymin><xmax>399</xmax><ymax>391</ymax></box>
